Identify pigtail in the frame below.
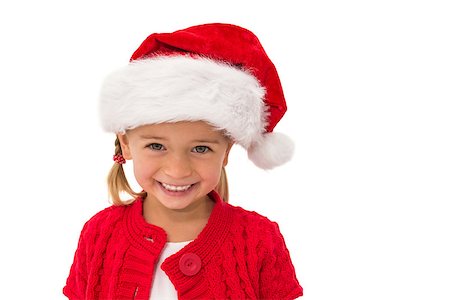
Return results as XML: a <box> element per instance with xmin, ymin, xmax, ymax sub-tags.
<box><xmin>107</xmin><ymin>136</ymin><xmax>146</xmax><ymax>205</ymax></box>
<box><xmin>215</xmin><ymin>167</ymin><xmax>229</xmax><ymax>203</ymax></box>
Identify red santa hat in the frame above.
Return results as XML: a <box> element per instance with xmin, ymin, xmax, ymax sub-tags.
<box><xmin>99</xmin><ymin>23</ymin><xmax>294</xmax><ymax>169</ymax></box>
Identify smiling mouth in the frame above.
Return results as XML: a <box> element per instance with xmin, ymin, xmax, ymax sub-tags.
<box><xmin>159</xmin><ymin>182</ymin><xmax>194</xmax><ymax>192</ymax></box>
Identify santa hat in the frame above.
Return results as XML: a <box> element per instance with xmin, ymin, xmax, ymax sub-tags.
<box><xmin>99</xmin><ymin>23</ymin><xmax>294</xmax><ymax>169</ymax></box>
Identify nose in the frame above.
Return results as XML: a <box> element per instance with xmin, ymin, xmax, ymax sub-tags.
<box><xmin>162</xmin><ymin>153</ymin><xmax>193</xmax><ymax>179</ymax></box>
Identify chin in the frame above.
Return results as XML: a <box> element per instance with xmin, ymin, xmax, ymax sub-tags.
<box><xmin>158</xmin><ymin>196</ymin><xmax>200</xmax><ymax>211</ymax></box>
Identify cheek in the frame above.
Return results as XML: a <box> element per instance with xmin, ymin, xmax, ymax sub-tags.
<box><xmin>132</xmin><ymin>158</ymin><xmax>156</xmax><ymax>184</ymax></box>
<box><xmin>201</xmin><ymin>159</ymin><xmax>224</xmax><ymax>182</ymax></box>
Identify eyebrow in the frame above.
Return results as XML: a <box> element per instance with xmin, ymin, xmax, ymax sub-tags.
<box><xmin>139</xmin><ymin>135</ymin><xmax>220</xmax><ymax>144</ymax></box>
<box><xmin>191</xmin><ymin>139</ymin><xmax>221</xmax><ymax>144</ymax></box>
<box><xmin>139</xmin><ymin>135</ymin><xmax>167</xmax><ymax>140</ymax></box>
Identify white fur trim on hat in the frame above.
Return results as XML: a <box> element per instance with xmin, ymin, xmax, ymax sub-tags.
<box><xmin>99</xmin><ymin>55</ymin><xmax>292</xmax><ymax>169</ymax></box>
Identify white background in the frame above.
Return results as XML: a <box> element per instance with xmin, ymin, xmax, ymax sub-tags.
<box><xmin>0</xmin><ymin>1</ymin><xmax>449</xmax><ymax>299</ymax></box>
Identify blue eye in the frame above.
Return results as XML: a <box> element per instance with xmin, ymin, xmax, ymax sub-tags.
<box><xmin>147</xmin><ymin>143</ymin><xmax>165</xmax><ymax>151</ymax></box>
<box><xmin>193</xmin><ymin>146</ymin><xmax>210</xmax><ymax>153</ymax></box>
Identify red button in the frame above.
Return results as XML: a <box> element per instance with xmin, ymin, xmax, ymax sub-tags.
<box><xmin>179</xmin><ymin>253</ymin><xmax>201</xmax><ymax>276</ymax></box>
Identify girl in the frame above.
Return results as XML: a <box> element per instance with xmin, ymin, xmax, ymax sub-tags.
<box><xmin>64</xmin><ymin>23</ymin><xmax>303</xmax><ymax>299</ymax></box>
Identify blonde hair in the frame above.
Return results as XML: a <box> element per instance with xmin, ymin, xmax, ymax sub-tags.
<box><xmin>107</xmin><ymin>136</ymin><xmax>229</xmax><ymax>205</ymax></box>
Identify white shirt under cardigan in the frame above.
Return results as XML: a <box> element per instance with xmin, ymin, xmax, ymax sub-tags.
<box><xmin>150</xmin><ymin>241</ymin><xmax>191</xmax><ymax>299</ymax></box>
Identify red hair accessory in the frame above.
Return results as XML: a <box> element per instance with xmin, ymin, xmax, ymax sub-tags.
<box><xmin>113</xmin><ymin>154</ymin><xmax>126</xmax><ymax>165</ymax></box>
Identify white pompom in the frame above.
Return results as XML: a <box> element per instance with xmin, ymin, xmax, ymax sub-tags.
<box><xmin>247</xmin><ymin>132</ymin><xmax>295</xmax><ymax>169</ymax></box>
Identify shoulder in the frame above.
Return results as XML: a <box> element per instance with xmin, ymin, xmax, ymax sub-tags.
<box><xmin>85</xmin><ymin>203</ymin><xmax>127</xmax><ymax>225</ymax></box>
<box><xmin>80</xmin><ymin>201</ymin><xmax>133</xmax><ymax>238</ymax></box>
<box><xmin>223</xmin><ymin>203</ymin><xmax>297</xmax><ymax>274</ymax></box>
<box><xmin>226</xmin><ymin>202</ymin><xmax>278</xmax><ymax>226</ymax></box>
<box><xmin>225</xmin><ymin>202</ymin><xmax>285</xmax><ymax>244</ymax></box>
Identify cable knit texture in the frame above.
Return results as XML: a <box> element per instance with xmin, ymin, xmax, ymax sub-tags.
<box><xmin>63</xmin><ymin>191</ymin><xmax>303</xmax><ymax>299</ymax></box>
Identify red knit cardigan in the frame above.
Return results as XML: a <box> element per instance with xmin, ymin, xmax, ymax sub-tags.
<box><xmin>63</xmin><ymin>191</ymin><xmax>303</xmax><ymax>299</ymax></box>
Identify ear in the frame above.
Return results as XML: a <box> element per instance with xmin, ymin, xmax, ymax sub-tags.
<box><xmin>117</xmin><ymin>133</ymin><xmax>132</xmax><ymax>160</ymax></box>
<box><xmin>222</xmin><ymin>142</ymin><xmax>234</xmax><ymax>166</ymax></box>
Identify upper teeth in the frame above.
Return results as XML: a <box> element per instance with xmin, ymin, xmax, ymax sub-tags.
<box><xmin>161</xmin><ymin>182</ymin><xmax>192</xmax><ymax>192</ymax></box>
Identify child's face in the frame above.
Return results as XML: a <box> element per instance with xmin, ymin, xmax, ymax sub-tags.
<box><xmin>118</xmin><ymin>121</ymin><xmax>233</xmax><ymax>211</ymax></box>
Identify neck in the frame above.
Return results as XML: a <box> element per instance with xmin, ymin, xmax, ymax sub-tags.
<box><xmin>143</xmin><ymin>195</ymin><xmax>215</xmax><ymax>242</ymax></box>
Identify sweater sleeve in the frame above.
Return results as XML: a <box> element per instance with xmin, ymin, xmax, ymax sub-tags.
<box><xmin>259</xmin><ymin>221</ymin><xmax>303</xmax><ymax>299</ymax></box>
<box><xmin>63</xmin><ymin>222</ymin><xmax>89</xmax><ymax>300</ymax></box>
